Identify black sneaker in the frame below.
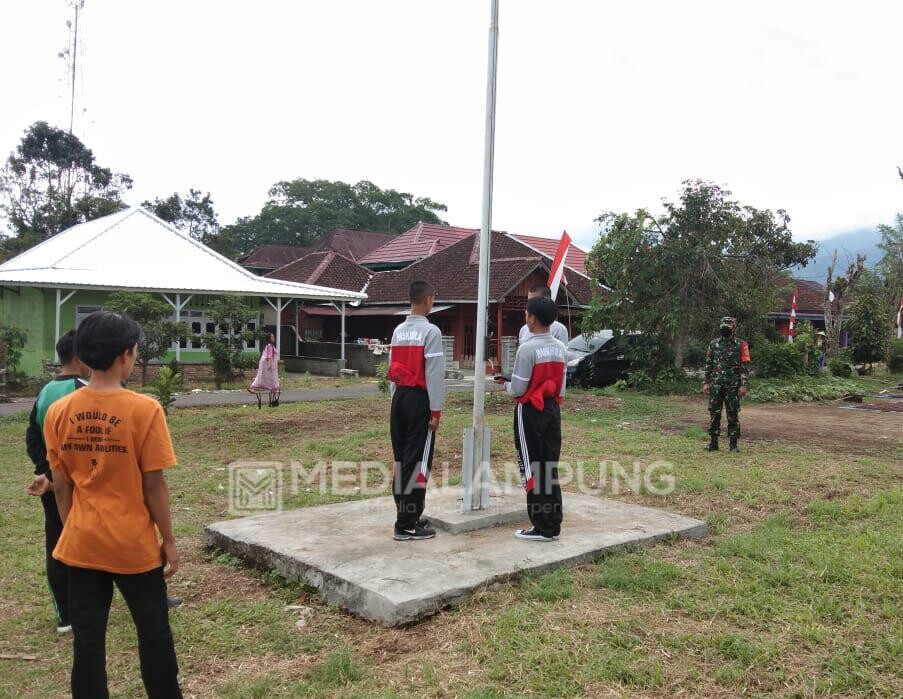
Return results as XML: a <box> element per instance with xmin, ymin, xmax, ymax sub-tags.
<box><xmin>416</xmin><ymin>518</ymin><xmax>434</xmax><ymax>532</ymax></box>
<box><xmin>167</xmin><ymin>595</ymin><xmax>183</xmax><ymax>609</ymax></box>
<box><xmin>514</xmin><ymin>527</ymin><xmax>556</xmax><ymax>542</ymax></box>
<box><xmin>393</xmin><ymin>525</ymin><xmax>436</xmax><ymax>541</ymax></box>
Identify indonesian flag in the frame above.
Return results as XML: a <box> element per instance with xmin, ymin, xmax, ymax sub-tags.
<box><xmin>788</xmin><ymin>288</ymin><xmax>798</xmax><ymax>342</ymax></box>
<box><xmin>897</xmin><ymin>295</ymin><xmax>903</xmax><ymax>339</ymax></box>
<box><xmin>547</xmin><ymin>230</ymin><xmax>571</xmax><ymax>299</ymax></box>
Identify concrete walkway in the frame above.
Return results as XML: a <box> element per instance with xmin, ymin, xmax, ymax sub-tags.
<box><xmin>0</xmin><ymin>377</ymin><xmax>499</xmax><ymax>416</ymax></box>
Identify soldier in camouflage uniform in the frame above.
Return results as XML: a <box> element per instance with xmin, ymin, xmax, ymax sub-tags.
<box><xmin>703</xmin><ymin>317</ymin><xmax>751</xmax><ymax>452</ymax></box>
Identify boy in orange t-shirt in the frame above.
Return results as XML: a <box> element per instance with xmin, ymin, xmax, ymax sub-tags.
<box><xmin>44</xmin><ymin>311</ymin><xmax>182</xmax><ymax>699</ymax></box>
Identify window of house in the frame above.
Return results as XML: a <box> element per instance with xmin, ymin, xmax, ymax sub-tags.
<box><xmin>171</xmin><ymin>308</ymin><xmax>260</xmax><ymax>352</ymax></box>
<box><xmin>75</xmin><ymin>305</ymin><xmax>102</xmax><ymax>327</ymax></box>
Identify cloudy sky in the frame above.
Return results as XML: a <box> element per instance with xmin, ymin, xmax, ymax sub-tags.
<box><xmin>1</xmin><ymin>0</ymin><xmax>901</xmax><ymax>250</ymax></box>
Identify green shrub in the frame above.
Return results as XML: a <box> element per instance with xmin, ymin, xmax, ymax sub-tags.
<box><xmin>621</xmin><ymin>335</ymin><xmax>692</xmax><ymax>393</ymax></box>
<box><xmin>682</xmin><ymin>339</ymin><xmax>709</xmax><ymax>369</ymax></box>
<box><xmin>376</xmin><ymin>362</ymin><xmax>390</xmax><ymax>395</ymax></box>
<box><xmin>749</xmin><ymin>340</ymin><xmax>807</xmax><ymax>378</ymax></box>
<box><xmin>827</xmin><ymin>357</ymin><xmax>852</xmax><ymax>378</ymax></box>
<box><xmin>746</xmin><ymin>376</ymin><xmax>861</xmax><ymax>402</ymax></box>
<box><xmin>888</xmin><ymin>339</ymin><xmax>903</xmax><ymax>373</ymax></box>
<box><xmin>153</xmin><ymin>366</ymin><xmax>182</xmax><ymax>415</ymax></box>
<box><xmin>0</xmin><ymin>323</ymin><xmax>27</xmax><ymax>373</ymax></box>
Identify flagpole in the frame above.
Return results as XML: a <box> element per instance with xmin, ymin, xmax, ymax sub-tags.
<box><xmin>462</xmin><ymin>0</ymin><xmax>499</xmax><ymax>512</ymax></box>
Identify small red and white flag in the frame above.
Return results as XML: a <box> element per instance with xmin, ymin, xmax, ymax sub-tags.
<box><xmin>897</xmin><ymin>294</ymin><xmax>903</xmax><ymax>339</ymax></box>
<box><xmin>547</xmin><ymin>230</ymin><xmax>572</xmax><ymax>299</ymax></box>
<box><xmin>788</xmin><ymin>288</ymin><xmax>798</xmax><ymax>342</ymax></box>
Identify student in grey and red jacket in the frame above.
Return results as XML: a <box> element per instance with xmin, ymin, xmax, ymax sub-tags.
<box><xmin>387</xmin><ymin>281</ymin><xmax>446</xmax><ymax>541</ymax></box>
<box><xmin>496</xmin><ymin>296</ymin><xmax>567</xmax><ymax>541</ymax></box>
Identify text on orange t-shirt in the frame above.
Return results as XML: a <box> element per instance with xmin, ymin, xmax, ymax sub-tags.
<box><xmin>44</xmin><ymin>387</ymin><xmax>177</xmax><ymax>574</ymax></box>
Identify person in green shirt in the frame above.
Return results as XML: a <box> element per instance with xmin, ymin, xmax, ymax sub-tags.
<box><xmin>25</xmin><ymin>330</ymin><xmax>86</xmax><ymax>633</ymax></box>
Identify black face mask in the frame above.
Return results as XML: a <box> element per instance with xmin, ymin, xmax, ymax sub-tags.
<box><xmin>720</xmin><ymin>327</ymin><xmax>733</xmax><ymax>338</ymax></box>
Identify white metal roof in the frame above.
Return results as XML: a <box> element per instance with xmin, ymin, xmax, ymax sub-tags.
<box><xmin>0</xmin><ymin>207</ymin><xmax>366</xmax><ymax>302</ymax></box>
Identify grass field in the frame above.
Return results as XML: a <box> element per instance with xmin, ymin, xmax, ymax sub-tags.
<box><xmin>0</xmin><ymin>387</ymin><xmax>900</xmax><ymax>698</ymax></box>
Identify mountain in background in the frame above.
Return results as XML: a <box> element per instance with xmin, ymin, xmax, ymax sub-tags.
<box><xmin>792</xmin><ymin>227</ymin><xmax>882</xmax><ymax>282</ymax></box>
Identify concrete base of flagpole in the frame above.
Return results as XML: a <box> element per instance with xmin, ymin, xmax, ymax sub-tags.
<box><xmin>206</xmin><ymin>486</ymin><xmax>707</xmax><ymax>626</ymax></box>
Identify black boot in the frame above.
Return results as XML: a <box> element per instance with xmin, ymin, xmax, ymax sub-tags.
<box><xmin>706</xmin><ymin>436</ymin><xmax>719</xmax><ymax>451</ymax></box>
<box><xmin>729</xmin><ymin>436</ymin><xmax>739</xmax><ymax>452</ymax></box>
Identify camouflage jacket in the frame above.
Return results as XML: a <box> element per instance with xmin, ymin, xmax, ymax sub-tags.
<box><xmin>704</xmin><ymin>336</ymin><xmax>750</xmax><ymax>387</ymax></box>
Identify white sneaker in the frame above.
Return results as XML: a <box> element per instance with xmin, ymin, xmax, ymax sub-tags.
<box><xmin>57</xmin><ymin>624</ymin><xmax>72</xmax><ymax>634</ymax></box>
<box><xmin>514</xmin><ymin>527</ymin><xmax>556</xmax><ymax>542</ymax></box>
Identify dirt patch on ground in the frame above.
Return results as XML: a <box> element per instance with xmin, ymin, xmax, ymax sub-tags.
<box><xmin>185</xmin><ymin>400</ymin><xmax>391</xmax><ymax>442</ymax></box>
<box><xmin>665</xmin><ymin>400</ymin><xmax>902</xmax><ymax>454</ymax></box>
<box><xmin>562</xmin><ymin>392</ymin><xmax>622</xmax><ymax>413</ymax></box>
<box><xmin>855</xmin><ymin>401</ymin><xmax>903</xmax><ymax>413</ymax></box>
<box><xmin>468</xmin><ymin>391</ymin><xmax>622</xmax><ymax>415</ymax></box>
<box><xmin>170</xmin><ymin>536</ymin><xmax>273</xmax><ymax>604</ymax></box>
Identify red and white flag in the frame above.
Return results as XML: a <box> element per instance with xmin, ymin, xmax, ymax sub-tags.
<box><xmin>788</xmin><ymin>288</ymin><xmax>798</xmax><ymax>342</ymax></box>
<box><xmin>547</xmin><ymin>230</ymin><xmax>571</xmax><ymax>299</ymax></box>
<box><xmin>897</xmin><ymin>294</ymin><xmax>903</xmax><ymax>339</ymax></box>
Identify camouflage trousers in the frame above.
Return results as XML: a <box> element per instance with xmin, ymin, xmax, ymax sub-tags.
<box><xmin>708</xmin><ymin>384</ymin><xmax>741</xmax><ymax>438</ymax></box>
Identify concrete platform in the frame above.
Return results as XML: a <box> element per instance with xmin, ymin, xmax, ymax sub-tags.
<box><xmin>426</xmin><ymin>486</ymin><xmax>526</xmax><ymax>534</ymax></box>
<box><xmin>205</xmin><ymin>488</ymin><xmax>707</xmax><ymax>626</ymax></box>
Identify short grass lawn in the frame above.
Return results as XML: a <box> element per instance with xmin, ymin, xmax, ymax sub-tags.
<box><xmin>1</xmin><ymin>388</ymin><xmax>900</xmax><ymax>698</ymax></box>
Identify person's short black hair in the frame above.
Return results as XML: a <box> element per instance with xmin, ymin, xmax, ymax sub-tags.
<box><xmin>75</xmin><ymin>311</ymin><xmax>141</xmax><ymax>371</ymax></box>
<box><xmin>526</xmin><ymin>297</ymin><xmax>557</xmax><ymax>327</ymax></box>
<box><xmin>410</xmin><ymin>280</ymin><xmax>436</xmax><ymax>304</ymax></box>
<box><xmin>528</xmin><ymin>284</ymin><xmax>552</xmax><ymax>298</ymax></box>
<box><xmin>56</xmin><ymin>330</ymin><xmax>77</xmax><ymax>366</ymax></box>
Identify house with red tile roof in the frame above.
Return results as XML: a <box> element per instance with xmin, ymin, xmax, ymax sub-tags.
<box><xmin>509</xmin><ymin>233</ymin><xmax>589</xmax><ymax>277</ymax></box>
<box><xmin>363</xmin><ymin>230</ymin><xmax>597</xmax><ymax>364</ymax></box>
<box><xmin>768</xmin><ymin>279</ymin><xmax>828</xmax><ymax>337</ymax></box>
<box><xmin>266</xmin><ymin>251</ymin><xmax>372</xmax><ymax>294</ymax></box>
<box><xmin>358</xmin><ymin>222</ymin><xmax>479</xmax><ymax>270</ymax></box>
<box><xmin>264</xmin><ymin>228</ymin><xmax>600</xmax><ymax>367</ymax></box>
<box><xmin>239</xmin><ymin>228</ymin><xmax>396</xmax><ymax>274</ymax></box>
<box><xmin>238</xmin><ymin>244</ymin><xmax>310</xmax><ymax>275</ymax></box>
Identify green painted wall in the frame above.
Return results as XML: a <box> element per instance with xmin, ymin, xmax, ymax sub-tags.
<box><xmin>0</xmin><ymin>287</ymin><xmax>51</xmax><ymax>376</ymax></box>
<box><xmin>0</xmin><ymin>287</ymin><xmax>264</xmax><ymax>377</ymax></box>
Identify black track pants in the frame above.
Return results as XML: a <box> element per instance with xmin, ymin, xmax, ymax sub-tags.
<box><xmin>41</xmin><ymin>491</ymin><xmax>70</xmax><ymax>625</ymax></box>
<box><xmin>513</xmin><ymin>399</ymin><xmax>563</xmax><ymax>537</ymax></box>
<box><xmin>391</xmin><ymin>387</ymin><xmax>435</xmax><ymax>531</ymax></box>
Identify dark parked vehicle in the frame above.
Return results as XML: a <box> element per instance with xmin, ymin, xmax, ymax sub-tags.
<box><xmin>566</xmin><ymin>331</ymin><xmax>611</xmax><ymax>378</ymax></box>
<box><xmin>569</xmin><ymin>334</ymin><xmax>639</xmax><ymax>387</ymax></box>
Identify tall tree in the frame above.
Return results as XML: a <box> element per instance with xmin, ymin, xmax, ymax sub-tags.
<box><xmin>877</xmin><ymin>213</ymin><xmax>903</xmax><ymax>343</ymax></box>
<box><xmin>0</xmin><ymin>121</ymin><xmax>132</xmax><ymax>255</ymax></box>
<box><xmin>217</xmin><ymin>178</ymin><xmax>448</xmax><ymax>258</ymax></box>
<box><xmin>584</xmin><ymin>180</ymin><xmax>817</xmax><ymax>370</ymax></box>
<box><xmin>822</xmin><ymin>251</ymin><xmax>866</xmax><ymax>359</ymax></box>
<box><xmin>846</xmin><ymin>270</ymin><xmax>888</xmax><ymax>372</ymax></box>
<box><xmin>105</xmin><ymin>292</ymin><xmax>187</xmax><ymax>386</ymax></box>
<box><xmin>142</xmin><ymin>189</ymin><xmax>219</xmax><ymax>244</ymax></box>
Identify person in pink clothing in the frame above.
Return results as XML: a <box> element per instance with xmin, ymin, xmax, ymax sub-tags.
<box><xmin>250</xmin><ymin>332</ymin><xmax>280</xmax><ymax>407</ymax></box>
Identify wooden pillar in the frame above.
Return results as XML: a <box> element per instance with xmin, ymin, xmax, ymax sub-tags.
<box><xmin>496</xmin><ymin>302</ymin><xmax>503</xmax><ymax>366</ymax></box>
<box><xmin>455</xmin><ymin>308</ymin><xmax>466</xmax><ymax>362</ymax></box>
